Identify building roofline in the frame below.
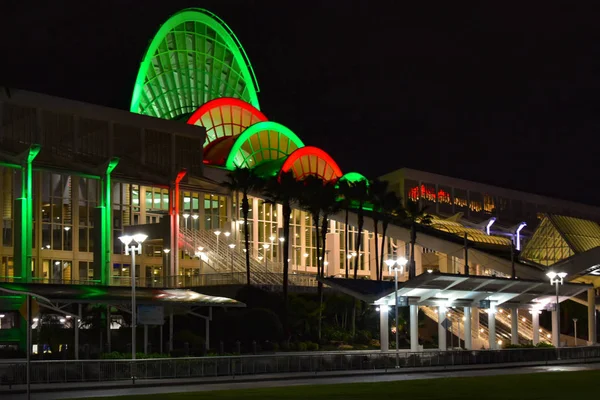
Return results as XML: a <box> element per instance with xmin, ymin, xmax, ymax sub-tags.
<box><xmin>0</xmin><ymin>88</ymin><xmax>205</xmax><ymax>140</ymax></box>
<box><xmin>380</xmin><ymin>167</ymin><xmax>600</xmax><ymax>216</ymax></box>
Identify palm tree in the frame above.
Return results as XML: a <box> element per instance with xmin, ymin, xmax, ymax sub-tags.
<box><xmin>336</xmin><ymin>180</ymin><xmax>354</xmax><ymax>278</ymax></box>
<box><xmin>263</xmin><ymin>171</ymin><xmax>300</xmax><ymax>306</ymax></box>
<box><xmin>350</xmin><ymin>180</ymin><xmax>369</xmax><ymax>279</ymax></box>
<box><xmin>379</xmin><ymin>191</ymin><xmax>402</xmax><ymax>281</ymax></box>
<box><xmin>298</xmin><ymin>176</ymin><xmax>325</xmax><ymax>278</ymax></box>
<box><xmin>369</xmin><ymin>179</ymin><xmax>389</xmax><ymax>280</ymax></box>
<box><xmin>318</xmin><ymin>181</ymin><xmax>341</xmax><ymax>276</ymax></box>
<box><xmin>222</xmin><ymin>167</ymin><xmax>263</xmax><ymax>285</ymax></box>
<box><xmin>404</xmin><ymin>200</ymin><xmax>433</xmax><ymax>280</ymax></box>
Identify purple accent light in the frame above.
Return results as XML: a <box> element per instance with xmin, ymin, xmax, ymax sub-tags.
<box><xmin>486</xmin><ymin>218</ymin><xmax>497</xmax><ymax>235</ymax></box>
<box><xmin>516</xmin><ymin>222</ymin><xmax>527</xmax><ymax>250</ymax></box>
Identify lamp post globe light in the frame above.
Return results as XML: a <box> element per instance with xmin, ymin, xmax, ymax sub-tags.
<box><xmin>118</xmin><ymin>233</ymin><xmax>147</xmax><ymax>379</ymax></box>
<box><xmin>546</xmin><ymin>271</ymin><xmax>567</xmax><ymax>356</ymax></box>
<box><xmin>214</xmin><ymin>230</ymin><xmax>221</xmax><ymax>253</ymax></box>
<box><xmin>386</xmin><ymin>256</ymin><xmax>408</xmax><ymax>368</ymax></box>
<box><xmin>228</xmin><ymin>243</ymin><xmax>236</xmax><ymax>274</ymax></box>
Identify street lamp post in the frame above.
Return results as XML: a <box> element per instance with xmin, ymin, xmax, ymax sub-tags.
<box><xmin>162</xmin><ymin>248</ymin><xmax>170</xmax><ymax>286</ymax></box>
<box><xmin>228</xmin><ymin>243</ymin><xmax>236</xmax><ymax>275</ymax></box>
<box><xmin>547</xmin><ymin>271</ymin><xmax>566</xmax><ymax>358</ymax></box>
<box><xmin>214</xmin><ymin>231</ymin><xmax>221</xmax><ymax>254</ymax></box>
<box><xmin>118</xmin><ymin>233</ymin><xmax>148</xmax><ymax>384</ymax></box>
<box><xmin>386</xmin><ymin>256</ymin><xmax>408</xmax><ymax>368</ymax></box>
<box><xmin>263</xmin><ymin>244</ymin><xmax>270</xmax><ymax>272</ymax></box>
<box><xmin>0</xmin><ymin>314</ymin><xmax>4</xmax><ymax>329</ymax></box>
<box><xmin>573</xmin><ymin>318</ymin><xmax>578</xmax><ymax>347</ymax></box>
<box><xmin>183</xmin><ymin>213</ymin><xmax>190</xmax><ymax>230</ymax></box>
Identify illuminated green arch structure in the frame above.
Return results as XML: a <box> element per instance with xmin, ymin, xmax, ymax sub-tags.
<box><xmin>224</xmin><ymin>122</ymin><xmax>304</xmax><ymax>170</ymax></box>
<box><xmin>131</xmin><ymin>8</ymin><xmax>260</xmax><ymax>120</ymax></box>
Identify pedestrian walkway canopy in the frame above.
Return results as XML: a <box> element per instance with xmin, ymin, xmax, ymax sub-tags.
<box><xmin>321</xmin><ymin>272</ymin><xmax>591</xmax><ymax>310</ymax></box>
<box><xmin>0</xmin><ymin>282</ymin><xmax>245</xmax><ymax>307</ymax></box>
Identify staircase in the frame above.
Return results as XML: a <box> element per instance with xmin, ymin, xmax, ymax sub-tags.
<box><xmin>179</xmin><ymin>226</ymin><xmax>291</xmax><ymax>286</ymax></box>
<box><xmin>421</xmin><ymin>306</ymin><xmax>552</xmax><ymax>348</ymax></box>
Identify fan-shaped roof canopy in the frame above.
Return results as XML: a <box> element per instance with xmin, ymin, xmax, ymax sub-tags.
<box><xmin>187</xmin><ymin>97</ymin><xmax>267</xmax><ymax>147</ymax></box>
<box><xmin>225</xmin><ymin>122</ymin><xmax>304</xmax><ymax>170</ymax></box>
<box><xmin>131</xmin><ymin>8</ymin><xmax>260</xmax><ymax>120</ymax></box>
<box><xmin>280</xmin><ymin>146</ymin><xmax>343</xmax><ymax>182</ymax></box>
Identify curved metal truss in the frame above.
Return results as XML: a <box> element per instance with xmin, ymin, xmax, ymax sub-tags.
<box><xmin>187</xmin><ymin>98</ymin><xmax>267</xmax><ymax>147</ymax></box>
<box><xmin>131</xmin><ymin>8</ymin><xmax>261</xmax><ymax>120</ymax></box>
<box><xmin>225</xmin><ymin>122</ymin><xmax>304</xmax><ymax>170</ymax></box>
<box><xmin>280</xmin><ymin>146</ymin><xmax>343</xmax><ymax>182</ymax></box>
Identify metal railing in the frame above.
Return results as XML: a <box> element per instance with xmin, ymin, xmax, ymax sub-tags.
<box><xmin>107</xmin><ymin>273</ymin><xmax>317</xmax><ymax>289</ymax></box>
<box><xmin>2</xmin><ymin>346</ymin><xmax>599</xmax><ymax>386</ymax></box>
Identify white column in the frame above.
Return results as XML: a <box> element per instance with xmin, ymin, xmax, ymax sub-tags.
<box><xmin>588</xmin><ymin>288</ymin><xmax>596</xmax><ymax>345</ymax></box>
<box><xmin>438</xmin><ymin>307</ymin><xmax>447</xmax><ymax>351</ymax></box>
<box><xmin>379</xmin><ymin>306</ymin><xmax>389</xmax><ymax>351</ymax></box>
<box><xmin>532</xmin><ymin>310</ymin><xmax>540</xmax><ymax>345</ymax></box>
<box><xmin>414</xmin><ymin>245</ymin><xmax>423</xmax><ymax>276</ymax></box>
<box><xmin>488</xmin><ymin>309</ymin><xmax>496</xmax><ymax>349</ymax></box>
<box><xmin>552</xmin><ymin>310</ymin><xmax>559</xmax><ymax>347</ymax></box>
<box><xmin>464</xmin><ymin>307</ymin><xmax>472</xmax><ymax>350</ymax></box>
<box><xmin>473</xmin><ymin>307</ymin><xmax>480</xmax><ymax>339</ymax></box>
<box><xmin>410</xmin><ymin>305</ymin><xmax>419</xmax><ymax>352</ymax></box>
<box><xmin>511</xmin><ymin>308</ymin><xmax>519</xmax><ymax>345</ymax></box>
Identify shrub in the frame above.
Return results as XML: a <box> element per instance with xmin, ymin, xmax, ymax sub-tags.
<box><xmin>536</xmin><ymin>342</ymin><xmax>554</xmax><ymax>348</ymax></box>
<box><xmin>338</xmin><ymin>344</ymin><xmax>354</xmax><ymax>350</ymax></box>
<box><xmin>306</xmin><ymin>342</ymin><xmax>319</xmax><ymax>351</ymax></box>
<box><xmin>297</xmin><ymin>342</ymin><xmax>308</xmax><ymax>351</ymax></box>
<box><xmin>280</xmin><ymin>341</ymin><xmax>290</xmax><ymax>351</ymax></box>
<box><xmin>355</xmin><ymin>330</ymin><xmax>372</xmax><ymax>345</ymax></box>
<box><xmin>369</xmin><ymin>339</ymin><xmax>381</xmax><ymax>348</ymax></box>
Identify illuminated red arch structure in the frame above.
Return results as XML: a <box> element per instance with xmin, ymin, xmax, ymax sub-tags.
<box><xmin>280</xmin><ymin>146</ymin><xmax>343</xmax><ymax>182</ymax></box>
<box><xmin>187</xmin><ymin>98</ymin><xmax>267</xmax><ymax>147</ymax></box>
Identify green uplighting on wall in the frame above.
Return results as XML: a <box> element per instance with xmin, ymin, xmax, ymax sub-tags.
<box><xmin>131</xmin><ymin>8</ymin><xmax>260</xmax><ymax>120</ymax></box>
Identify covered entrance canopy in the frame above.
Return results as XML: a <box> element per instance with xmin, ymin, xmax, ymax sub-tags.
<box><xmin>0</xmin><ymin>282</ymin><xmax>245</xmax><ymax>307</ymax></box>
<box><xmin>322</xmin><ymin>273</ymin><xmax>593</xmax><ymax>352</ymax></box>
<box><xmin>322</xmin><ymin>272</ymin><xmax>590</xmax><ymax>309</ymax></box>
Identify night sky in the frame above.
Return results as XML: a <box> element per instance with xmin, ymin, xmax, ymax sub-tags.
<box><xmin>2</xmin><ymin>1</ymin><xmax>600</xmax><ymax>204</ymax></box>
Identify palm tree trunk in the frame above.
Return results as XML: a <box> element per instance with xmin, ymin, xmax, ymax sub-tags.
<box><xmin>313</xmin><ymin>213</ymin><xmax>323</xmax><ymax>340</ymax></box>
<box><xmin>409</xmin><ymin>222</ymin><xmax>417</xmax><ymax>280</ymax></box>
<box><xmin>242</xmin><ymin>195</ymin><xmax>251</xmax><ymax>285</ymax></box>
<box><xmin>373</xmin><ymin>217</ymin><xmax>379</xmax><ymax>281</ymax></box>
<box><xmin>380</xmin><ymin>222</ymin><xmax>389</xmax><ymax>281</ymax></box>
<box><xmin>320</xmin><ymin>215</ymin><xmax>328</xmax><ymax>277</ymax></box>
<box><xmin>344</xmin><ymin>209</ymin><xmax>349</xmax><ymax>278</ymax></box>
<box><xmin>354</xmin><ymin>207</ymin><xmax>363</xmax><ymax>279</ymax></box>
<box><xmin>282</xmin><ymin>202</ymin><xmax>291</xmax><ymax>307</ymax></box>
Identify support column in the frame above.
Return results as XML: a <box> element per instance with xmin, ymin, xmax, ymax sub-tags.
<box><xmin>552</xmin><ymin>310</ymin><xmax>559</xmax><ymax>347</ymax></box>
<box><xmin>170</xmin><ymin>171</ymin><xmax>187</xmax><ymax>279</ymax></box>
<box><xmin>532</xmin><ymin>310</ymin><xmax>540</xmax><ymax>345</ymax></box>
<box><xmin>414</xmin><ymin>245</ymin><xmax>423</xmax><ymax>276</ymax></box>
<box><xmin>410</xmin><ymin>304</ymin><xmax>419</xmax><ymax>352</ymax></box>
<box><xmin>588</xmin><ymin>288</ymin><xmax>596</xmax><ymax>345</ymax></box>
<box><xmin>94</xmin><ymin>158</ymin><xmax>119</xmax><ymax>285</ymax></box>
<box><xmin>75</xmin><ymin>304</ymin><xmax>81</xmax><ymax>360</ymax></box>
<box><xmin>379</xmin><ymin>306</ymin><xmax>389</xmax><ymax>351</ymax></box>
<box><xmin>473</xmin><ymin>307</ymin><xmax>480</xmax><ymax>339</ymax></box>
<box><xmin>205</xmin><ymin>307</ymin><xmax>212</xmax><ymax>351</ymax></box>
<box><xmin>464</xmin><ymin>307</ymin><xmax>472</xmax><ymax>350</ymax></box>
<box><xmin>438</xmin><ymin>307</ymin><xmax>447</xmax><ymax>351</ymax></box>
<box><xmin>488</xmin><ymin>309</ymin><xmax>496</xmax><ymax>349</ymax></box>
<box><xmin>107</xmin><ymin>305</ymin><xmax>112</xmax><ymax>352</ymax></box>
<box><xmin>169</xmin><ymin>312</ymin><xmax>174</xmax><ymax>352</ymax></box>
<box><xmin>14</xmin><ymin>145</ymin><xmax>41</xmax><ymax>282</ymax></box>
<box><xmin>144</xmin><ymin>324</ymin><xmax>148</xmax><ymax>354</ymax></box>
<box><xmin>511</xmin><ymin>308</ymin><xmax>519</xmax><ymax>345</ymax></box>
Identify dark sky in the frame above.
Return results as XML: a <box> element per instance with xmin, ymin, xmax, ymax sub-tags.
<box><xmin>2</xmin><ymin>1</ymin><xmax>600</xmax><ymax>204</ymax></box>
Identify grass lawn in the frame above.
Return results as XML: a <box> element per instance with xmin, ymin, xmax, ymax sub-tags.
<box><xmin>76</xmin><ymin>370</ymin><xmax>599</xmax><ymax>399</ymax></box>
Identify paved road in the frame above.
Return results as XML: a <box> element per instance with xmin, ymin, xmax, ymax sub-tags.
<box><xmin>4</xmin><ymin>363</ymin><xmax>600</xmax><ymax>400</ymax></box>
